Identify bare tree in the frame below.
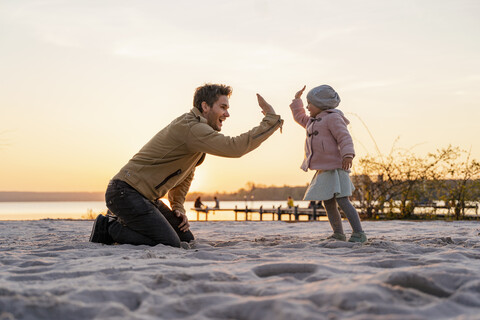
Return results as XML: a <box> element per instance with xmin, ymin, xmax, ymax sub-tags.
<box><xmin>433</xmin><ymin>146</ymin><xmax>480</xmax><ymax>219</ymax></box>
<box><xmin>352</xmin><ymin>143</ymin><xmax>456</xmax><ymax>218</ymax></box>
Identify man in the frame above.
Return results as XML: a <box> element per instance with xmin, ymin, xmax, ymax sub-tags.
<box><xmin>89</xmin><ymin>84</ymin><xmax>283</xmax><ymax>247</ymax></box>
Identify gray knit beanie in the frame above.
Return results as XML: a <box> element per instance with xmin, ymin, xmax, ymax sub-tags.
<box><xmin>306</xmin><ymin>85</ymin><xmax>341</xmax><ymax>109</ymax></box>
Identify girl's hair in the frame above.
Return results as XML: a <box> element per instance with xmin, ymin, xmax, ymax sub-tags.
<box><xmin>193</xmin><ymin>84</ymin><xmax>232</xmax><ymax>111</ymax></box>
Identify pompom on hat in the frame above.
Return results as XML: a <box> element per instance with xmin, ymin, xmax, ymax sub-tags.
<box><xmin>306</xmin><ymin>85</ymin><xmax>341</xmax><ymax>109</ymax></box>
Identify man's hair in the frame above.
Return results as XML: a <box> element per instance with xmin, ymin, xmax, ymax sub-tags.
<box><xmin>193</xmin><ymin>84</ymin><xmax>232</xmax><ymax>112</ymax></box>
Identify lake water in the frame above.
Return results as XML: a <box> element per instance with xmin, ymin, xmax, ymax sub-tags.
<box><xmin>1</xmin><ymin>200</ymin><xmax>477</xmax><ymax>221</ymax></box>
<box><xmin>0</xmin><ymin>200</ymin><xmax>315</xmax><ymax>221</ymax></box>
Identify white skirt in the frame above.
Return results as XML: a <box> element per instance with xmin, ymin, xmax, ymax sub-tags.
<box><xmin>303</xmin><ymin>169</ymin><xmax>355</xmax><ymax>201</ymax></box>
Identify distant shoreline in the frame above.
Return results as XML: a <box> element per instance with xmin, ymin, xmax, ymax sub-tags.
<box><xmin>0</xmin><ymin>192</ymin><xmax>104</xmax><ymax>202</ymax></box>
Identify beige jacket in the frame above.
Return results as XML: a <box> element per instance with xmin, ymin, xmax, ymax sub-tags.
<box><xmin>113</xmin><ymin>107</ymin><xmax>283</xmax><ymax>214</ymax></box>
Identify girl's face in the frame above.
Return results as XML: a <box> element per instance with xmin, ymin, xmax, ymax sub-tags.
<box><xmin>306</xmin><ymin>101</ymin><xmax>322</xmax><ymax>118</ymax></box>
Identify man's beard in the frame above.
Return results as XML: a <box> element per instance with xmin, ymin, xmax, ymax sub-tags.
<box><xmin>207</xmin><ymin>114</ymin><xmax>221</xmax><ymax>131</ymax></box>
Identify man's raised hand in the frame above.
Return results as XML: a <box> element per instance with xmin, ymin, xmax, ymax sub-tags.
<box><xmin>256</xmin><ymin>94</ymin><xmax>276</xmax><ymax>115</ymax></box>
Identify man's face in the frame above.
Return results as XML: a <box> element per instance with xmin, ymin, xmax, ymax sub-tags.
<box><xmin>202</xmin><ymin>95</ymin><xmax>230</xmax><ymax>131</ymax></box>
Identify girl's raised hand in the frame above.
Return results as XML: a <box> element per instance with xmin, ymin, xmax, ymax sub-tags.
<box><xmin>295</xmin><ymin>85</ymin><xmax>306</xmax><ymax>99</ymax></box>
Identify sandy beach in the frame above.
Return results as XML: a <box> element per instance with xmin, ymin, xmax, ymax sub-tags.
<box><xmin>1</xmin><ymin>220</ymin><xmax>480</xmax><ymax>320</ymax></box>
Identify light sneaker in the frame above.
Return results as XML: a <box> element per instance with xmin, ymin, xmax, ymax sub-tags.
<box><xmin>348</xmin><ymin>231</ymin><xmax>367</xmax><ymax>243</ymax></box>
<box><xmin>327</xmin><ymin>233</ymin><xmax>347</xmax><ymax>241</ymax></box>
<box><xmin>89</xmin><ymin>214</ymin><xmax>114</xmax><ymax>244</ymax></box>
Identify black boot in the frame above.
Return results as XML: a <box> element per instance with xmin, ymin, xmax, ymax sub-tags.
<box><xmin>89</xmin><ymin>214</ymin><xmax>115</xmax><ymax>244</ymax></box>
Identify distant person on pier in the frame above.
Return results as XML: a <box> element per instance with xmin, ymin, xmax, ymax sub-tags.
<box><xmin>214</xmin><ymin>196</ymin><xmax>220</xmax><ymax>209</ymax></box>
<box><xmin>287</xmin><ymin>196</ymin><xmax>294</xmax><ymax>208</ymax></box>
<box><xmin>289</xmin><ymin>85</ymin><xmax>367</xmax><ymax>243</ymax></box>
<box><xmin>89</xmin><ymin>83</ymin><xmax>283</xmax><ymax>247</ymax></box>
<box><xmin>194</xmin><ymin>196</ymin><xmax>205</xmax><ymax>209</ymax></box>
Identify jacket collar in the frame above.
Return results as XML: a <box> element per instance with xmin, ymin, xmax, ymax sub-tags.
<box><xmin>191</xmin><ymin>107</ymin><xmax>207</xmax><ymax>123</ymax></box>
<box><xmin>319</xmin><ymin>109</ymin><xmax>342</xmax><ymax>116</ymax></box>
<box><xmin>318</xmin><ymin>109</ymin><xmax>350</xmax><ymax>124</ymax></box>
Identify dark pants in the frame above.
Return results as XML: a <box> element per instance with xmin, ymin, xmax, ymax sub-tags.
<box><xmin>105</xmin><ymin>180</ymin><xmax>194</xmax><ymax>247</ymax></box>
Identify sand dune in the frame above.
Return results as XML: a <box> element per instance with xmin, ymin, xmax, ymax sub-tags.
<box><xmin>1</xmin><ymin>220</ymin><xmax>479</xmax><ymax>319</ymax></box>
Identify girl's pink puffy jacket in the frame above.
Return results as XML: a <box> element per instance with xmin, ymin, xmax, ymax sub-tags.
<box><xmin>289</xmin><ymin>98</ymin><xmax>355</xmax><ymax>172</ymax></box>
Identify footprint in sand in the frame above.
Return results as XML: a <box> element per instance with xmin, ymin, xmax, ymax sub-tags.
<box><xmin>385</xmin><ymin>271</ymin><xmax>452</xmax><ymax>298</ymax></box>
<box><xmin>252</xmin><ymin>263</ymin><xmax>318</xmax><ymax>280</ymax></box>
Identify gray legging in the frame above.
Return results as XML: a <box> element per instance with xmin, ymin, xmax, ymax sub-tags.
<box><xmin>323</xmin><ymin>196</ymin><xmax>363</xmax><ymax>234</ymax></box>
<box><xmin>105</xmin><ymin>180</ymin><xmax>194</xmax><ymax>247</ymax></box>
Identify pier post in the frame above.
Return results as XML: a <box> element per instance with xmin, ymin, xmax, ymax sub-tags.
<box><xmin>277</xmin><ymin>207</ymin><xmax>281</xmax><ymax>221</ymax></box>
<box><xmin>259</xmin><ymin>206</ymin><xmax>263</xmax><ymax>221</ymax></box>
<box><xmin>245</xmin><ymin>206</ymin><xmax>249</xmax><ymax>221</ymax></box>
<box><xmin>235</xmin><ymin>205</ymin><xmax>238</xmax><ymax>221</ymax></box>
<box><xmin>312</xmin><ymin>206</ymin><xmax>317</xmax><ymax>221</ymax></box>
<box><xmin>294</xmin><ymin>206</ymin><xmax>299</xmax><ymax>221</ymax></box>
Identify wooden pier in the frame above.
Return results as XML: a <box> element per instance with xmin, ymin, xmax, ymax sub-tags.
<box><xmin>191</xmin><ymin>206</ymin><xmax>327</xmax><ymax>222</ymax></box>
<box><xmin>192</xmin><ymin>203</ymin><xmax>479</xmax><ymax>221</ymax></box>
<box><xmin>415</xmin><ymin>203</ymin><xmax>478</xmax><ymax>214</ymax></box>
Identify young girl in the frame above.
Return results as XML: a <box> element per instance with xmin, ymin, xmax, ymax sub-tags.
<box><xmin>290</xmin><ymin>85</ymin><xmax>367</xmax><ymax>243</ymax></box>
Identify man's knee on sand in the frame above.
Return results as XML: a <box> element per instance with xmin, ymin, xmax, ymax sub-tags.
<box><xmin>108</xmin><ymin>219</ymin><xmax>182</xmax><ymax>247</ymax></box>
<box><xmin>154</xmin><ymin>200</ymin><xmax>195</xmax><ymax>243</ymax></box>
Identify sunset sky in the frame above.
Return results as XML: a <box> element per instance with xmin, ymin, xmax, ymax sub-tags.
<box><xmin>1</xmin><ymin>0</ymin><xmax>479</xmax><ymax>194</ymax></box>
